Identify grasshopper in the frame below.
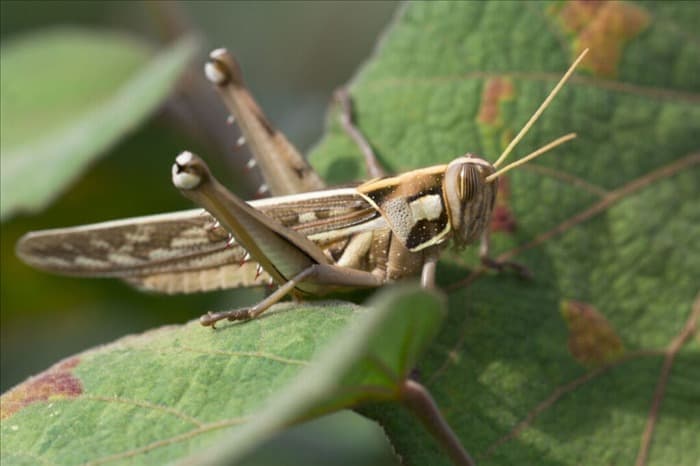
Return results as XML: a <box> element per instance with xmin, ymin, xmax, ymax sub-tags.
<box><xmin>17</xmin><ymin>48</ymin><xmax>587</xmax><ymax>327</ymax></box>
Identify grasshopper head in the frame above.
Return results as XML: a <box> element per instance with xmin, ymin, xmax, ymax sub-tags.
<box><xmin>440</xmin><ymin>50</ymin><xmax>588</xmax><ymax>248</ymax></box>
<box><xmin>172</xmin><ymin>151</ymin><xmax>212</xmax><ymax>191</ymax></box>
<box><xmin>442</xmin><ymin>155</ymin><xmax>498</xmax><ymax>248</ymax></box>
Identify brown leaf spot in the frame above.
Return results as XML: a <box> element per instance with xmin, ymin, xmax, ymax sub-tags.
<box><xmin>478</xmin><ymin>77</ymin><xmax>515</xmax><ymax>126</ymax></box>
<box><xmin>1</xmin><ymin>357</ymin><xmax>83</xmax><ymax>420</ymax></box>
<box><xmin>552</xmin><ymin>1</ymin><xmax>650</xmax><ymax>78</ymax></box>
<box><xmin>491</xmin><ymin>176</ymin><xmax>517</xmax><ymax>233</ymax></box>
<box><xmin>560</xmin><ymin>300</ymin><xmax>625</xmax><ymax>368</ymax></box>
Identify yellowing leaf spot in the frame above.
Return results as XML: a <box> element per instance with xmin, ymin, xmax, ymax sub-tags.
<box><xmin>478</xmin><ymin>77</ymin><xmax>515</xmax><ymax>127</ymax></box>
<box><xmin>0</xmin><ymin>357</ymin><xmax>83</xmax><ymax>420</ymax></box>
<box><xmin>560</xmin><ymin>300</ymin><xmax>625</xmax><ymax>368</ymax></box>
<box><xmin>552</xmin><ymin>0</ymin><xmax>650</xmax><ymax>78</ymax></box>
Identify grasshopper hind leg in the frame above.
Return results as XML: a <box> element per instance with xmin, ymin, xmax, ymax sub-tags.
<box><xmin>200</xmin><ymin>266</ymin><xmax>319</xmax><ymax>327</ymax></box>
<box><xmin>200</xmin><ymin>263</ymin><xmax>383</xmax><ymax>328</ymax></box>
<box><xmin>334</xmin><ymin>88</ymin><xmax>387</xmax><ymax>179</ymax></box>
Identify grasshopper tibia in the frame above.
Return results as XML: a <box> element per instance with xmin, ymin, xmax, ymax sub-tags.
<box><xmin>198</xmin><ymin>263</ymin><xmax>384</xmax><ymax>327</ymax></box>
<box><xmin>199</xmin><ymin>265</ymin><xmax>317</xmax><ymax>327</ymax></box>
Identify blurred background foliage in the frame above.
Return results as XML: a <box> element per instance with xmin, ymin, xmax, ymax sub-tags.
<box><xmin>1</xmin><ymin>1</ymin><xmax>400</xmax><ymax>465</ymax></box>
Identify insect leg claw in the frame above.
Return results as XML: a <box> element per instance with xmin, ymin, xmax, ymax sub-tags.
<box><xmin>199</xmin><ymin>308</ymin><xmax>252</xmax><ymax>327</ymax></box>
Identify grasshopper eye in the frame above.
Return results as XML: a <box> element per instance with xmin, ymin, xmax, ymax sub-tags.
<box><xmin>173</xmin><ymin>151</ymin><xmax>209</xmax><ymax>190</ymax></box>
<box><xmin>443</xmin><ymin>156</ymin><xmax>497</xmax><ymax>247</ymax></box>
<box><xmin>458</xmin><ymin>162</ymin><xmax>478</xmax><ymax>203</ymax></box>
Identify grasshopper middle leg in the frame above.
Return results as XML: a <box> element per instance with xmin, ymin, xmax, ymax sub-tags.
<box><xmin>479</xmin><ymin>231</ymin><xmax>532</xmax><ymax>279</ymax></box>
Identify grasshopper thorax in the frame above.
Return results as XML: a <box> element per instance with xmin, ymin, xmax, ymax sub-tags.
<box><xmin>442</xmin><ymin>155</ymin><xmax>498</xmax><ymax>248</ymax></box>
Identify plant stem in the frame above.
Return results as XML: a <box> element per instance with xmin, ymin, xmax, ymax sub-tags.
<box><xmin>400</xmin><ymin>379</ymin><xmax>475</xmax><ymax>466</ymax></box>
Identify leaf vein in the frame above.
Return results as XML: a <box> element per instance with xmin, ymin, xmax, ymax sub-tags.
<box><xmin>178</xmin><ymin>346</ymin><xmax>309</xmax><ymax>366</ymax></box>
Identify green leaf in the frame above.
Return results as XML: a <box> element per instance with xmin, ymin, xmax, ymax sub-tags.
<box><xmin>1</xmin><ymin>286</ymin><xmax>445</xmax><ymax>465</ymax></box>
<box><xmin>3</xmin><ymin>2</ymin><xmax>699</xmax><ymax>465</ymax></box>
<box><xmin>0</xmin><ymin>28</ymin><xmax>198</xmax><ymax>221</ymax></box>
<box><xmin>309</xmin><ymin>2</ymin><xmax>700</xmax><ymax>465</ymax></box>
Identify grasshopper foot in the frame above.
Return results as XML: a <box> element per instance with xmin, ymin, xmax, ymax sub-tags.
<box><xmin>481</xmin><ymin>257</ymin><xmax>533</xmax><ymax>280</ymax></box>
<box><xmin>200</xmin><ymin>308</ymin><xmax>253</xmax><ymax>328</ymax></box>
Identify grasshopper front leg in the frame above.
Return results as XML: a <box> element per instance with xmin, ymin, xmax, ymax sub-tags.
<box><xmin>420</xmin><ymin>252</ymin><xmax>440</xmax><ymax>289</ymax></box>
<box><xmin>479</xmin><ymin>230</ymin><xmax>532</xmax><ymax>279</ymax></box>
<box><xmin>172</xmin><ymin>151</ymin><xmax>382</xmax><ymax>327</ymax></box>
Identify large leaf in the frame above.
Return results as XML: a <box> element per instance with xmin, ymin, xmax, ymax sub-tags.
<box><xmin>0</xmin><ymin>28</ymin><xmax>198</xmax><ymax>220</ymax></box>
<box><xmin>309</xmin><ymin>2</ymin><xmax>700</xmax><ymax>465</ymax></box>
<box><xmin>0</xmin><ymin>286</ymin><xmax>445</xmax><ymax>465</ymax></box>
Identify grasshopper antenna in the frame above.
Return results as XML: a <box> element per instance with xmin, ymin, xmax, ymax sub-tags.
<box><xmin>486</xmin><ymin>132</ymin><xmax>576</xmax><ymax>182</ymax></box>
<box><xmin>491</xmin><ymin>48</ymin><xmax>589</xmax><ymax>169</ymax></box>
